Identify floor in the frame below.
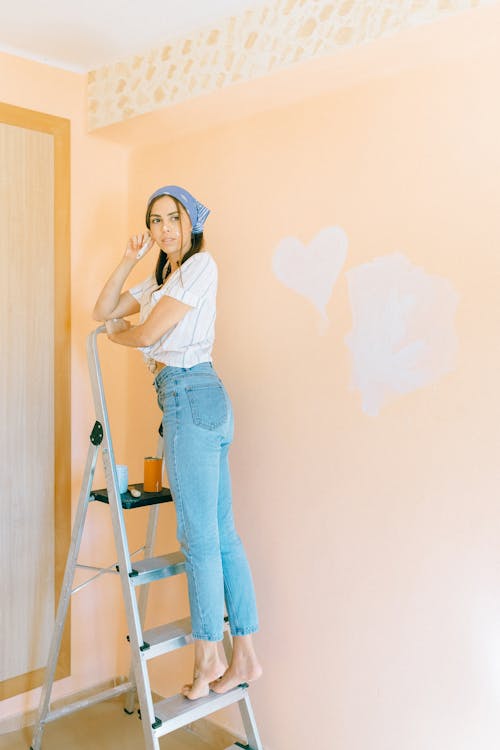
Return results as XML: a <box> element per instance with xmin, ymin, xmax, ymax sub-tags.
<box><xmin>0</xmin><ymin>698</ymin><xmax>235</xmax><ymax>750</ymax></box>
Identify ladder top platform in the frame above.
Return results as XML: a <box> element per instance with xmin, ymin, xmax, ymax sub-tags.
<box><xmin>90</xmin><ymin>483</ymin><xmax>173</xmax><ymax>509</ymax></box>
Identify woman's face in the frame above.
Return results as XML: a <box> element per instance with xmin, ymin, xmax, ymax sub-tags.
<box><xmin>148</xmin><ymin>195</ymin><xmax>192</xmax><ymax>256</ymax></box>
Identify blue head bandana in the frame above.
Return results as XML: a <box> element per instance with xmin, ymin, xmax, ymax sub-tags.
<box><xmin>146</xmin><ymin>185</ymin><xmax>210</xmax><ymax>234</ymax></box>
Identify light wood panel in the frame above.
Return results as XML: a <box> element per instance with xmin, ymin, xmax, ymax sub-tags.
<box><xmin>0</xmin><ymin>103</ymin><xmax>70</xmax><ymax>700</ymax></box>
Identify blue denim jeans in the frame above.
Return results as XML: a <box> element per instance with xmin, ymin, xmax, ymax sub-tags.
<box><xmin>154</xmin><ymin>362</ymin><xmax>259</xmax><ymax>641</ymax></box>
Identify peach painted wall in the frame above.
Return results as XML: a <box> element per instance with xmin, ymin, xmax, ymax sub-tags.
<box><xmin>0</xmin><ymin>53</ymin><xmax>130</xmax><ymax>723</ymax></box>
<box><xmin>114</xmin><ymin>11</ymin><xmax>500</xmax><ymax>750</ymax></box>
<box><xmin>1</xmin><ymin>4</ymin><xmax>500</xmax><ymax>748</ymax></box>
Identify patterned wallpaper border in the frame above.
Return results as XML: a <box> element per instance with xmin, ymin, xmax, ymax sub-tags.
<box><xmin>87</xmin><ymin>0</ymin><xmax>496</xmax><ymax>131</ymax></box>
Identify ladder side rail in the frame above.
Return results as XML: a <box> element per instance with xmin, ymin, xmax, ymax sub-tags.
<box><xmin>87</xmin><ymin>328</ymin><xmax>135</xmax><ymax>584</ymax></box>
<box><xmin>136</xmin><ymin>434</ymin><xmax>165</xmax><ymax>622</ymax></box>
<box><xmin>87</xmin><ymin>328</ymin><xmax>160</xmax><ymax>749</ymax></box>
<box><xmin>30</xmin><ymin>439</ymin><xmax>100</xmax><ymax>750</ymax></box>
<box><xmin>124</xmin><ymin>426</ymin><xmax>165</xmax><ymax>713</ymax></box>
<box><xmin>238</xmin><ymin>693</ymin><xmax>265</xmax><ymax>750</ymax></box>
<box><xmin>139</xmin><ymin>503</ymin><xmax>161</xmax><ymax>624</ymax></box>
<box><xmin>86</xmin><ymin>326</ymin><xmax>125</xmax><ymax>533</ymax></box>
<box><xmin>222</xmin><ymin>631</ymin><xmax>264</xmax><ymax>750</ymax></box>
<box><xmin>124</xmin><ymin>503</ymin><xmax>161</xmax><ymax>714</ymax></box>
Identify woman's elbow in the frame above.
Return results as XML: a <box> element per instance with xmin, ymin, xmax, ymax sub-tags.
<box><xmin>136</xmin><ymin>331</ymin><xmax>155</xmax><ymax>347</ymax></box>
<box><xmin>135</xmin><ymin>324</ymin><xmax>163</xmax><ymax>348</ymax></box>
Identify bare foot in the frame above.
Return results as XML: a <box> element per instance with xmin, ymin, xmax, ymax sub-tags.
<box><xmin>182</xmin><ymin>657</ymin><xmax>226</xmax><ymax>700</ymax></box>
<box><xmin>209</xmin><ymin>658</ymin><xmax>263</xmax><ymax>695</ymax></box>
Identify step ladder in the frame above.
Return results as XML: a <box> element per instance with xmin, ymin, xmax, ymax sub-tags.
<box><xmin>30</xmin><ymin>325</ymin><xmax>264</xmax><ymax>750</ymax></box>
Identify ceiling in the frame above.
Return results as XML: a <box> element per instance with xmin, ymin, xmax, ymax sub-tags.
<box><xmin>0</xmin><ymin>0</ymin><xmax>269</xmax><ymax>73</ymax></box>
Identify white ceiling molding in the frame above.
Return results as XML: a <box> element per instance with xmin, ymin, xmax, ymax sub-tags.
<box><xmin>0</xmin><ymin>0</ymin><xmax>269</xmax><ymax>73</ymax></box>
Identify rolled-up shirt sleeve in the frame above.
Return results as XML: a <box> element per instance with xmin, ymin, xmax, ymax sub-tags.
<box><xmin>155</xmin><ymin>254</ymin><xmax>217</xmax><ymax>308</ymax></box>
<box><xmin>128</xmin><ymin>274</ymin><xmax>157</xmax><ymax>302</ymax></box>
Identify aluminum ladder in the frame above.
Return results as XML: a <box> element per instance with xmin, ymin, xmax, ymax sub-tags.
<box><xmin>30</xmin><ymin>325</ymin><xmax>264</xmax><ymax>750</ymax></box>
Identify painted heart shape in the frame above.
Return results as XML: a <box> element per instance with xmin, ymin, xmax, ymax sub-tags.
<box><xmin>272</xmin><ymin>226</ymin><xmax>348</xmax><ymax>322</ymax></box>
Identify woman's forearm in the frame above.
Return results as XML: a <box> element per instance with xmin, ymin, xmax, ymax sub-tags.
<box><xmin>108</xmin><ymin>324</ymin><xmax>149</xmax><ymax>348</ymax></box>
<box><xmin>106</xmin><ymin>295</ymin><xmax>190</xmax><ymax>349</ymax></box>
<box><xmin>93</xmin><ymin>257</ymin><xmax>137</xmax><ymax>320</ymax></box>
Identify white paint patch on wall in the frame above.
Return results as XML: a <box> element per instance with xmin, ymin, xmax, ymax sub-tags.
<box><xmin>272</xmin><ymin>226</ymin><xmax>348</xmax><ymax>331</ymax></box>
<box><xmin>345</xmin><ymin>253</ymin><xmax>459</xmax><ymax>415</ymax></box>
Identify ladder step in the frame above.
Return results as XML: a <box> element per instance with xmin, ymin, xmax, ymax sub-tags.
<box><xmin>142</xmin><ymin>616</ymin><xmax>193</xmax><ymax>659</ymax></box>
<box><xmin>90</xmin><ymin>483</ymin><xmax>173</xmax><ymax>509</ymax></box>
<box><xmin>130</xmin><ymin>551</ymin><xmax>186</xmax><ymax>584</ymax></box>
<box><xmin>141</xmin><ymin>616</ymin><xmax>230</xmax><ymax>660</ymax></box>
<box><xmin>153</xmin><ymin>685</ymin><xmax>248</xmax><ymax>737</ymax></box>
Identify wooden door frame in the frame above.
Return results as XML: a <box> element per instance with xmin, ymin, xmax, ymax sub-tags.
<box><xmin>0</xmin><ymin>102</ymin><xmax>71</xmax><ymax>700</ymax></box>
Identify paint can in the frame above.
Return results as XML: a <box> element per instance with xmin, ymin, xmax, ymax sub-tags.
<box><xmin>144</xmin><ymin>457</ymin><xmax>162</xmax><ymax>492</ymax></box>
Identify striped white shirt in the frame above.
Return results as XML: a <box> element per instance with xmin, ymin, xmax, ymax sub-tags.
<box><xmin>129</xmin><ymin>252</ymin><xmax>217</xmax><ymax>368</ymax></box>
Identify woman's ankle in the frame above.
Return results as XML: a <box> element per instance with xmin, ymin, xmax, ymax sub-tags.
<box><xmin>193</xmin><ymin>641</ymin><xmax>224</xmax><ymax>671</ymax></box>
<box><xmin>231</xmin><ymin>635</ymin><xmax>259</xmax><ymax>663</ymax></box>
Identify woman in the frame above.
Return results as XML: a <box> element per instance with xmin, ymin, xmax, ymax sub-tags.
<box><xmin>93</xmin><ymin>185</ymin><xmax>262</xmax><ymax>700</ymax></box>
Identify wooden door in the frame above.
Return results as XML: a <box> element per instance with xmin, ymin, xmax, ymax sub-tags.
<box><xmin>0</xmin><ymin>103</ymin><xmax>70</xmax><ymax>700</ymax></box>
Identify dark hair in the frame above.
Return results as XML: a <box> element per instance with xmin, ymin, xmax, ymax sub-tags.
<box><xmin>146</xmin><ymin>194</ymin><xmax>204</xmax><ymax>286</ymax></box>
<box><xmin>154</xmin><ymin>233</ymin><xmax>204</xmax><ymax>286</ymax></box>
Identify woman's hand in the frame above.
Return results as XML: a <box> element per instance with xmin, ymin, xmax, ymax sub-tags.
<box><xmin>124</xmin><ymin>233</ymin><xmax>155</xmax><ymax>262</ymax></box>
<box><xmin>105</xmin><ymin>317</ymin><xmax>131</xmax><ymax>337</ymax></box>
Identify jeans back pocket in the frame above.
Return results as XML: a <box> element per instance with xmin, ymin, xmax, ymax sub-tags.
<box><xmin>186</xmin><ymin>383</ymin><xmax>227</xmax><ymax>430</ymax></box>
